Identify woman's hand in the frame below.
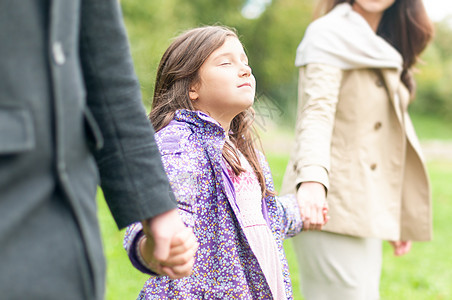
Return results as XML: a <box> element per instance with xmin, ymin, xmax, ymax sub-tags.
<box><xmin>297</xmin><ymin>181</ymin><xmax>329</xmax><ymax>231</ymax></box>
<box><xmin>388</xmin><ymin>240</ymin><xmax>412</xmax><ymax>256</ymax></box>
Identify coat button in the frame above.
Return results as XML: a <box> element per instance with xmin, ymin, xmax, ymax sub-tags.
<box><xmin>374</xmin><ymin>122</ymin><xmax>382</xmax><ymax>130</ymax></box>
<box><xmin>376</xmin><ymin>79</ymin><xmax>384</xmax><ymax>87</ymax></box>
<box><xmin>52</xmin><ymin>41</ymin><xmax>66</xmax><ymax>65</ymax></box>
<box><xmin>370</xmin><ymin>163</ymin><xmax>377</xmax><ymax>170</ymax></box>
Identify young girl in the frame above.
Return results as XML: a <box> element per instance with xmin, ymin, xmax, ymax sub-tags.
<box><xmin>123</xmin><ymin>26</ymin><xmax>304</xmax><ymax>299</ymax></box>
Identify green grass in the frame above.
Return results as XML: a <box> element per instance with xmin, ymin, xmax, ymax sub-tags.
<box><xmin>99</xmin><ymin>157</ymin><xmax>452</xmax><ymax>299</ymax></box>
<box><xmin>410</xmin><ymin>113</ymin><xmax>452</xmax><ymax>141</ymax></box>
<box><xmin>378</xmin><ymin>160</ymin><xmax>452</xmax><ymax>300</ymax></box>
<box><xmin>97</xmin><ymin>190</ymin><xmax>149</xmax><ymax>299</ymax></box>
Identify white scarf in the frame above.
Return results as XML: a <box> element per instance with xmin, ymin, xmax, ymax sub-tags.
<box><xmin>295</xmin><ymin>3</ymin><xmax>403</xmax><ymax>70</ymax></box>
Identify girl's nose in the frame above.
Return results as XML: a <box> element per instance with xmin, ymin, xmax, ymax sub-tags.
<box><xmin>240</xmin><ymin>64</ymin><xmax>251</xmax><ymax>77</ymax></box>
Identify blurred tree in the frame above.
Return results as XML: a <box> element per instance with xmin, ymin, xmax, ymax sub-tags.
<box><xmin>243</xmin><ymin>0</ymin><xmax>314</xmax><ymax>125</ymax></box>
<box><xmin>181</xmin><ymin>0</ymin><xmax>248</xmax><ymax>25</ymax></box>
<box><xmin>433</xmin><ymin>18</ymin><xmax>452</xmax><ymax>59</ymax></box>
<box><xmin>412</xmin><ymin>18</ymin><xmax>452</xmax><ymax>119</ymax></box>
<box><xmin>120</xmin><ymin>0</ymin><xmax>190</xmax><ymax>107</ymax></box>
<box><xmin>119</xmin><ymin>1</ymin><xmax>452</xmax><ymax>123</ymax></box>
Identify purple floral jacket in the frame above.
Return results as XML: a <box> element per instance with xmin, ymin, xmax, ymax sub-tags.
<box><xmin>124</xmin><ymin>110</ymin><xmax>303</xmax><ymax>299</ymax></box>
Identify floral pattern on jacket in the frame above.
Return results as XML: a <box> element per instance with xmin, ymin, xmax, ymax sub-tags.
<box><xmin>124</xmin><ymin>109</ymin><xmax>303</xmax><ymax>299</ymax></box>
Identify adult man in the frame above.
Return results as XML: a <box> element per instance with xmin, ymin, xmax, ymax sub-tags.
<box><xmin>0</xmin><ymin>1</ymin><xmax>196</xmax><ymax>299</ymax></box>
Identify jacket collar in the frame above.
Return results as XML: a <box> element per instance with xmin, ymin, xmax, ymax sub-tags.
<box><xmin>174</xmin><ymin>109</ymin><xmax>227</xmax><ymax>144</ymax></box>
<box><xmin>296</xmin><ymin>2</ymin><xmax>403</xmax><ymax>71</ymax></box>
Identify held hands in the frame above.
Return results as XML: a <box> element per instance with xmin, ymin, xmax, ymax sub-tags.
<box><xmin>297</xmin><ymin>181</ymin><xmax>329</xmax><ymax>231</ymax></box>
<box><xmin>140</xmin><ymin>209</ymin><xmax>199</xmax><ymax>279</ymax></box>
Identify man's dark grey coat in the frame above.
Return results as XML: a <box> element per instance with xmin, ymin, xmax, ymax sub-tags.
<box><xmin>0</xmin><ymin>1</ymin><xmax>176</xmax><ymax>299</ymax></box>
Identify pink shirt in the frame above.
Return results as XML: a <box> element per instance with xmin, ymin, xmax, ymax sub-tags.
<box><xmin>225</xmin><ymin>149</ymin><xmax>287</xmax><ymax>299</ymax></box>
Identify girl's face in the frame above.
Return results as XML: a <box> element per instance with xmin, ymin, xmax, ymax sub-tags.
<box><xmin>352</xmin><ymin>0</ymin><xmax>396</xmax><ymax>30</ymax></box>
<box><xmin>190</xmin><ymin>36</ymin><xmax>256</xmax><ymax>128</ymax></box>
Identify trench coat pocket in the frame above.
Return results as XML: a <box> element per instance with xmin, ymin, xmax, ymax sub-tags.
<box><xmin>0</xmin><ymin>107</ymin><xmax>35</xmax><ymax>154</ymax></box>
<box><xmin>84</xmin><ymin>108</ymin><xmax>104</xmax><ymax>152</ymax></box>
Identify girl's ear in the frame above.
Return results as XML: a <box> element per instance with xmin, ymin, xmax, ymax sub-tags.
<box><xmin>189</xmin><ymin>83</ymin><xmax>199</xmax><ymax>101</ymax></box>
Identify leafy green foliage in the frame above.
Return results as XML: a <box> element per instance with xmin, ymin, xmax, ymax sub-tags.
<box><xmin>242</xmin><ymin>0</ymin><xmax>313</xmax><ymax>124</ymax></box>
<box><xmin>412</xmin><ymin>22</ymin><xmax>452</xmax><ymax>121</ymax></box>
<box><xmin>120</xmin><ymin>1</ymin><xmax>452</xmax><ymax>125</ymax></box>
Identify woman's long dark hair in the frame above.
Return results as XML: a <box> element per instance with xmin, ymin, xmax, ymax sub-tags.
<box><xmin>316</xmin><ymin>0</ymin><xmax>434</xmax><ymax>95</ymax></box>
<box><xmin>150</xmin><ymin>26</ymin><xmax>272</xmax><ymax>196</ymax></box>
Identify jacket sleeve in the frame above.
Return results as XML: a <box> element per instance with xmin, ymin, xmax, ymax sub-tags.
<box><xmin>79</xmin><ymin>0</ymin><xmax>176</xmax><ymax>229</ymax></box>
<box><xmin>258</xmin><ymin>152</ymin><xmax>303</xmax><ymax>238</ymax></box>
<box><xmin>275</xmin><ymin>194</ymin><xmax>303</xmax><ymax>239</ymax></box>
<box><xmin>123</xmin><ymin>222</ymin><xmax>157</xmax><ymax>275</ymax></box>
<box><xmin>293</xmin><ymin>63</ymin><xmax>343</xmax><ymax>190</ymax></box>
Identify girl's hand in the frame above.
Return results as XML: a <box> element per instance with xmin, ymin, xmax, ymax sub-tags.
<box><xmin>297</xmin><ymin>181</ymin><xmax>329</xmax><ymax>231</ymax></box>
<box><xmin>388</xmin><ymin>240</ymin><xmax>412</xmax><ymax>256</ymax></box>
<box><xmin>140</xmin><ymin>226</ymin><xmax>198</xmax><ymax>279</ymax></box>
<box><xmin>140</xmin><ymin>209</ymin><xmax>199</xmax><ymax>279</ymax></box>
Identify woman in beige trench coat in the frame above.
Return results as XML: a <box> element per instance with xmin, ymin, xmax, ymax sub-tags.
<box><xmin>282</xmin><ymin>0</ymin><xmax>434</xmax><ymax>299</ymax></box>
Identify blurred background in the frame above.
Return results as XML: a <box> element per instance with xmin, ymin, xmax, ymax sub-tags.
<box><xmin>98</xmin><ymin>1</ymin><xmax>452</xmax><ymax>299</ymax></box>
<box><xmin>120</xmin><ymin>0</ymin><xmax>452</xmax><ymax>129</ymax></box>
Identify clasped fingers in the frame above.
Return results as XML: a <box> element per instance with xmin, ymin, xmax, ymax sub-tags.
<box><xmin>297</xmin><ymin>182</ymin><xmax>329</xmax><ymax>231</ymax></box>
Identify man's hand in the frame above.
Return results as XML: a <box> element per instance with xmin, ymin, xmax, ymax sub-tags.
<box><xmin>297</xmin><ymin>181</ymin><xmax>329</xmax><ymax>231</ymax></box>
<box><xmin>140</xmin><ymin>209</ymin><xmax>198</xmax><ymax>279</ymax></box>
<box><xmin>389</xmin><ymin>240</ymin><xmax>412</xmax><ymax>256</ymax></box>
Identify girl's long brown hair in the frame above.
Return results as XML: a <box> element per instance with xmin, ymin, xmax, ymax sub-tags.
<box><xmin>316</xmin><ymin>0</ymin><xmax>434</xmax><ymax>95</ymax></box>
<box><xmin>150</xmin><ymin>26</ymin><xmax>272</xmax><ymax>196</ymax></box>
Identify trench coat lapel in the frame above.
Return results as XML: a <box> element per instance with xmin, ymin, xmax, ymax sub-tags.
<box><xmin>380</xmin><ymin>69</ymin><xmax>404</xmax><ymax>122</ymax></box>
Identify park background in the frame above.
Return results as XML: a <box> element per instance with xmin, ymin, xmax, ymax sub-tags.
<box><xmin>97</xmin><ymin>0</ymin><xmax>452</xmax><ymax>299</ymax></box>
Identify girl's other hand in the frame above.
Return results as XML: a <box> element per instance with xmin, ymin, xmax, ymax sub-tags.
<box><xmin>297</xmin><ymin>181</ymin><xmax>329</xmax><ymax>231</ymax></box>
